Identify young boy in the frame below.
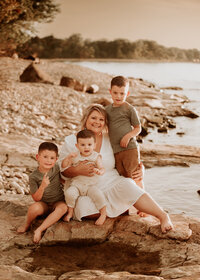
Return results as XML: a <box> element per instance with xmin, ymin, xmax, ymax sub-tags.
<box><xmin>17</xmin><ymin>142</ymin><xmax>68</xmax><ymax>243</ymax></box>
<box><xmin>61</xmin><ymin>129</ymin><xmax>107</xmax><ymax>226</ymax></box>
<box><xmin>105</xmin><ymin>75</ymin><xmax>144</xmax><ymax>190</ymax></box>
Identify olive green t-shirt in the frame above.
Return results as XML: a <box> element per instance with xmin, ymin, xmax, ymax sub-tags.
<box><xmin>105</xmin><ymin>102</ymin><xmax>140</xmax><ymax>154</ymax></box>
<box><xmin>29</xmin><ymin>163</ymin><xmax>64</xmax><ymax>204</ymax></box>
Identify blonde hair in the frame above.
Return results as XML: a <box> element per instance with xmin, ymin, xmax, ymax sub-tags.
<box><xmin>81</xmin><ymin>104</ymin><xmax>108</xmax><ymax>131</ymax></box>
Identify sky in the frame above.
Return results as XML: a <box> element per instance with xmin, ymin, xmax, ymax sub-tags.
<box><xmin>35</xmin><ymin>0</ymin><xmax>200</xmax><ymax>50</ymax></box>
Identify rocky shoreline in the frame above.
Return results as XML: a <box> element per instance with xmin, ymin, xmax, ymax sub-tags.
<box><xmin>0</xmin><ymin>57</ymin><xmax>200</xmax><ymax>279</ymax></box>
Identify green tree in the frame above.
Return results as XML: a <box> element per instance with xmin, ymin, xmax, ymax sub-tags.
<box><xmin>0</xmin><ymin>0</ymin><xmax>59</xmax><ymax>55</ymax></box>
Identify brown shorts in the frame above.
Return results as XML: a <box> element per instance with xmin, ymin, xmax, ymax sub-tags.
<box><xmin>114</xmin><ymin>148</ymin><xmax>140</xmax><ymax>178</ymax></box>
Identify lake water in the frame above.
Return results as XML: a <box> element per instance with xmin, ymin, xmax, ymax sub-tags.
<box><xmin>69</xmin><ymin>60</ymin><xmax>200</xmax><ymax>218</ymax></box>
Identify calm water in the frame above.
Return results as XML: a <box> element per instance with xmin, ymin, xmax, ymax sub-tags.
<box><xmin>70</xmin><ymin>61</ymin><xmax>200</xmax><ymax>147</ymax></box>
<box><xmin>69</xmin><ymin>60</ymin><xmax>200</xmax><ymax>218</ymax></box>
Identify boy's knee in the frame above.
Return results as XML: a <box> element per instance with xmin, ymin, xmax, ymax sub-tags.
<box><xmin>29</xmin><ymin>202</ymin><xmax>46</xmax><ymax>215</ymax></box>
<box><xmin>60</xmin><ymin>203</ymin><xmax>68</xmax><ymax>213</ymax></box>
<box><xmin>55</xmin><ymin>203</ymin><xmax>68</xmax><ymax>215</ymax></box>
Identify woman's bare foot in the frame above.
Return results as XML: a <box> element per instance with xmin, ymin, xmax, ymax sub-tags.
<box><xmin>33</xmin><ymin>229</ymin><xmax>42</xmax><ymax>243</ymax></box>
<box><xmin>63</xmin><ymin>213</ymin><xmax>72</xmax><ymax>222</ymax></box>
<box><xmin>17</xmin><ymin>224</ymin><xmax>29</xmax><ymax>233</ymax></box>
<box><xmin>95</xmin><ymin>214</ymin><xmax>106</xmax><ymax>226</ymax></box>
<box><xmin>160</xmin><ymin>213</ymin><xmax>173</xmax><ymax>233</ymax></box>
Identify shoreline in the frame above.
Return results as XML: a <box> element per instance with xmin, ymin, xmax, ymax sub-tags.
<box><xmin>45</xmin><ymin>57</ymin><xmax>200</xmax><ymax>64</ymax></box>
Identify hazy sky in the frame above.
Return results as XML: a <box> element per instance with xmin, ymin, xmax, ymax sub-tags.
<box><xmin>36</xmin><ymin>0</ymin><xmax>200</xmax><ymax>50</ymax></box>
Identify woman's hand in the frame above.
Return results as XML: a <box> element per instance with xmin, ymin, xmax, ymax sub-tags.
<box><xmin>131</xmin><ymin>162</ymin><xmax>144</xmax><ymax>181</ymax></box>
<box><xmin>77</xmin><ymin>161</ymin><xmax>96</xmax><ymax>176</ymax></box>
<box><xmin>62</xmin><ymin>160</ymin><xmax>96</xmax><ymax>178</ymax></box>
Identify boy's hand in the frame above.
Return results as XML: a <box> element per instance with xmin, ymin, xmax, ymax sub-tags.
<box><xmin>120</xmin><ymin>134</ymin><xmax>130</xmax><ymax>148</ymax></box>
<box><xmin>41</xmin><ymin>173</ymin><xmax>50</xmax><ymax>188</ymax></box>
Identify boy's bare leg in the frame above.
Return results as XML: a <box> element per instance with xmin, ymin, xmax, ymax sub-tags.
<box><xmin>17</xmin><ymin>202</ymin><xmax>48</xmax><ymax>233</ymax></box>
<box><xmin>95</xmin><ymin>206</ymin><xmax>107</xmax><ymax>226</ymax></box>
<box><xmin>33</xmin><ymin>201</ymin><xmax>68</xmax><ymax>243</ymax></box>
<box><xmin>63</xmin><ymin>206</ymin><xmax>74</xmax><ymax>222</ymax></box>
<box><xmin>134</xmin><ymin>193</ymin><xmax>173</xmax><ymax>233</ymax></box>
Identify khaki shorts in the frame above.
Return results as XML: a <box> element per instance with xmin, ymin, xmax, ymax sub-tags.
<box><xmin>114</xmin><ymin>148</ymin><xmax>140</xmax><ymax>178</ymax></box>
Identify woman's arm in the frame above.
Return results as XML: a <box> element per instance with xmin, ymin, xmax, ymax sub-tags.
<box><xmin>131</xmin><ymin>162</ymin><xmax>144</xmax><ymax>181</ymax></box>
<box><xmin>61</xmin><ymin>161</ymin><xmax>96</xmax><ymax>178</ymax></box>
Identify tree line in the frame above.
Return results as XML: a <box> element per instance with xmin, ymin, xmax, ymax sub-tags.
<box><xmin>16</xmin><ymin>34</ymin><xmax>200</xmax><ymax>61</ymax></box>
<box><xmin>1</xmin><ymin>1</ymin><xmax>200</xmax><ymax>61</ymax></box>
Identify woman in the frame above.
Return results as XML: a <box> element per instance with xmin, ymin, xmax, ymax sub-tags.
<box><xmin>58</xmin><ymin>104</ymin><xmax>173</xmax><ymax>233</ymax></box>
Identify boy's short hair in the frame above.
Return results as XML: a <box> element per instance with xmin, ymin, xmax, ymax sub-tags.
<box><xmin>111</xmin><ymin>76</ymin><xmax>129</xmax><ymax>88</ymax></box>
<box><xmin>76</xmin><ymin>129</ymin><xmax>96</xmax><ymax>142</ymax></box>
<box><xmin>38</xmin><ymin>142</ymin><xmax>58</xmax><ymax>156</ymax></box>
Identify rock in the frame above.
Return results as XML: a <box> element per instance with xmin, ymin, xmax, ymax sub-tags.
<box><xmin>0</xmin><ymin>196</ymin><xmax>200</xmax><ymax>279</ymax></box>
<box><xmin>182</xmin><ymin>108</ymin><xmax>199</xmax><ymax>118</ymax></box>
<box><xmin>10</xmin><ymin>181</ymin><xmax>25</xmax><ymax>194</ymax></box>
<box><xmin>144</xmin><ymin>115</ymin><xmax>163</xmax><ymax>127</ymax></box>
<box><xmin>86</xmin><ymin>84</ymin><xmax>99</xmax><ymax>94</ymax></box>
<box><xmin>0</xmin><ymin>265</ymin><xmax>56</xmax><ymax>280</ymax></box>
<box><xmin>140</xmin><ymin>143</ymin><xmax>200</xmax><ymax>167</ymax></box>
<box><xmin>144</xmin><ymin>99</ymin><xmax>165</xmax><ymax>109</ymax></box>
<box><xmin>160</xmin><ymin>86</ymin><xmax>183</xmax><ymax>90</ymax></box>
<box><xmin>59</xmin><ymin>270</ymin><xmax>163</xmax><ymax>279</ymax></box>
<box><xmin>157</xmin><ymin>126</ymin><xmax>168</xmax><ymax>133</ymax></box>
<box><xmin>60</xmin><ymin>76</ymin><xmax>87</xmax><ymax>92</ymax></box>
<box><xmin>176</xmin><ymin>131</ymin><xmax>185</xmax><ymax>136</ymax></box>
<box><xmin>20</xmin><ymin>63</ymin><xmax>53</xmax><ymax>84</ymax></box>
<box><xmin>140</xmin><ymin>126</ymin><xmax>149</xmax><ymax>137</ymax></box>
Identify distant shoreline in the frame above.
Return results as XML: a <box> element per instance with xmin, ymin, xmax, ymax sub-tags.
<box><xmin>45</xmin><ymin>58</ymin><xmax>200</xmax><ymax>64</ymax></box>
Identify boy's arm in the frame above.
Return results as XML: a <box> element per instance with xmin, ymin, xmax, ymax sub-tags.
<box><xmin>120</xmin><ymin>124</ymin><xmax>141</xmax><ymax>148</ymax></box>
<box><xmin>94</xmin><ymin>155</ymin><xmax>105</xmax><ymax>175</ymax></box>
<box><xmin>32</xmin><ymin>173</ymin><xmax>50</xmax><ymax>202</ymax></box>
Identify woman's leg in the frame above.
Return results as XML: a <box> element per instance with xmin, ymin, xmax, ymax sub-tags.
<box><xmin>134</xmin><ymin>193</ymin><xmax>173</xmax><ymax>233</ymax></box>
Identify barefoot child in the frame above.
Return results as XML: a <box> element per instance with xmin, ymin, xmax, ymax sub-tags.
<box><xmin>106</xmin><ymin>76</ymin><xmax>147</xmax><ymax>216</ymax></box>
<box><xmin>17</xmin><ymin>142</ymin><xmax>68</xmax><ymax>243</ymax></box>
<box><xmin>61</xmin><ymin>129</ymin><xmax>107</xmax><ymax>225</ymax></box>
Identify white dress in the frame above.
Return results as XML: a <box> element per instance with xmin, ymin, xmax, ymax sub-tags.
<box><xmin>58</xmin><ymin>133</ymin><xmax>145</xmax><ymax>221</ymax></box>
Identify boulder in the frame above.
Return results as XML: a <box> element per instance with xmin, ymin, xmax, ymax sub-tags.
<box><xmin>20</xmin><ymin>63</ymin><xmax>53</xmax><ymax>84</ymax></box>
<box><xmin>0</xmin><ymin>195</ymin><xmax>200</xmax><ymax>279</ymax></box>
<box><xmin>86</xmin><ymin>84</ymin><xmax>99</xmax><ymax>94</ymax></box>
<box><xmin>60</xmin><ymin>76</ymin><xmax>87</xmax><ymax>92</ymax></box>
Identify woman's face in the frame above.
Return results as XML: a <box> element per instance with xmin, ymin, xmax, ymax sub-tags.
<box><xmin>86</xmin><ymin>110</ymin><xmax>105</xmax><ymax>134</ymax></box>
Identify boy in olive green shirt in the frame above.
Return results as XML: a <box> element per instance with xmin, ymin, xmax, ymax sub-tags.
<box><xmin>106</xmin><ymin>75</ymin><xmax>144</xmax><ymax>190</ymax></box>
<box><xmin>17</xmin><ymin>142</ymin><xmax>68</xmax><ymax>243</ymax></box>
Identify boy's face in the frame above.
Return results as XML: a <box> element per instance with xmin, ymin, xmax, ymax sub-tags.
<box><xmin>76</xmin><ymin>137</ymin><xmax>96</xmax><ymax>157</ymax></box>
<box><xmin>36</xmin><ymin>149</ymin><xmax>57</xmax><ymax>172</ymax></box>
<box><xmin>110</xmin><ymin>85</ymin><xmax>129</xmax><ymax>107</ymax></box>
